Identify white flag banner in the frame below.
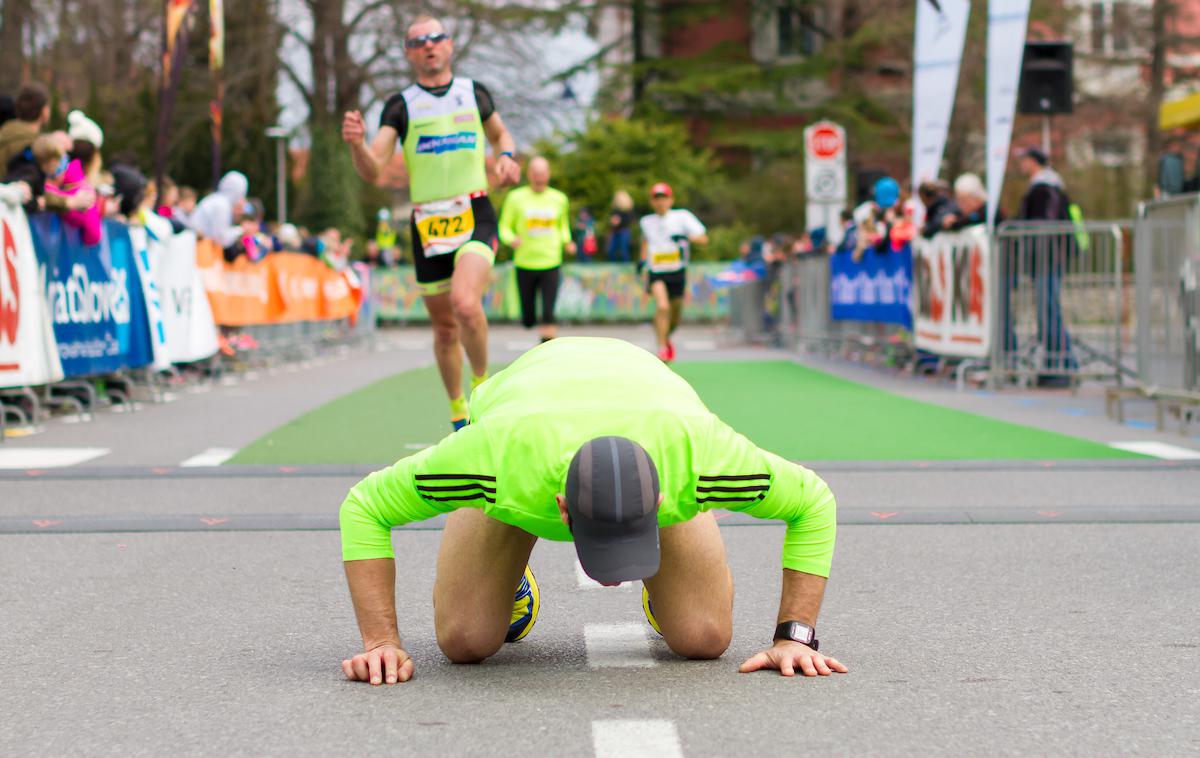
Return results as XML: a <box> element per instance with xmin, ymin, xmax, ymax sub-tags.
<box><xmin>0</xmin><ymin>202</ymin><xmax>64</xmax><ymax>388</ymax></box>
<box><xmin>158</xmin><ymin>230</ymin><xmax>219</xmax><ymax>363</ymax></box>
<box><xmin>986</xmin><ymin>0</ymin><xmax>1031</xmax><ymax>231</ymax></box>
<box><xmin>912</xmin><ymin>0</ymin><xmax>971</xmax><ymax>190</ymax></box>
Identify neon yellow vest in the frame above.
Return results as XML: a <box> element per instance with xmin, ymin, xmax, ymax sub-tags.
<box><xmin>400</xmin><ymin>78</ymin><xmax>488</xmax><ymax>204</ymax></box>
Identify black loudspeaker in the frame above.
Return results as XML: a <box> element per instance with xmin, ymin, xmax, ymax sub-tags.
<box><xmin>1019</xmin><ymin>41</ymin><xmax>1073</xmax><ymax>115</ymax></box>
<box><xmin>854</xmin><ymin>169</ymin><xmax>887</xmax><ymax>205</ymax></box>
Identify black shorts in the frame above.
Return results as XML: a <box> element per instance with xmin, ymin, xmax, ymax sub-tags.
<box><xmin>647</xmin><ymin>270</ymin><xmax>687</xmax><ymax>299</ymax></box>
<box><xmin>410</xmin><ymin>195</ymin><xmax>498</xmax><ymax>288</ymax></box>
<box><xmin>516</xmin><ymin>266</ymin><xmax>561</xmax><ymax>328</ymax></box>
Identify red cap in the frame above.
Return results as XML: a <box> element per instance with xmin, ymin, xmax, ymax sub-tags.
<box><xmin>650</xmin><ymin>182</ymin><xmax>673</xmax><ymax>198</ymax></box>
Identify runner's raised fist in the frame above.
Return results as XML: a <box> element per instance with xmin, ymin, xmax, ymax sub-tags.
<box><xmin>342</xmin><ymin>110</ymin><xmax>367</xmax><ymax>146</ymax></box>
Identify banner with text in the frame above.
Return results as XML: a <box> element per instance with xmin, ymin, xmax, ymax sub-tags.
<box><xmin>195</xmin><ymin>240</ymin><xmax>361</xmax><ymax>326</ymax></box>
<box><xmin>29</xmin><ymin>216</ymin><xmax>154</xmax><ymax>377</ymax></box>
<box><xmin>986</xmin><ymin>0</ymin><xmax>1031</xmax><ymax>231</ymax></box>
<box><xmin>830</xmin><ymin>247</ymin><xmax>913</xmax><ymax>328</ymax></box>
<box><xmin>0</xmin><ymin>204</ymin><xmax>64</xmax><ymax>387</ymax></box>
<box><xmin>912</xmin><ymin>0</ymin><xmax>971</xmax><ymax>190</ymax></box>
<box><xmin>373</xmin><ymin>263</ymin><xmax>730</xmax><ymax>323</ymax></box>
<box><xmin>912</xmin><ymin>227</ymin><xmax>992</xmax><ymax>358</ymax></box>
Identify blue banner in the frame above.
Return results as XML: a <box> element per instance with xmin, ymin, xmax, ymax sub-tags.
<box><xmin>829</xmin><ymin>246</ymin><xmax>913</xmax><ymax>328</ymax></box>
<box><xmin>28</xmin><ymin>215</ymin><xmax>153</xmax><ymax>377</ymax></box>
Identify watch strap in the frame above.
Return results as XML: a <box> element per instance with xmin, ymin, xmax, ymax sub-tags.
<box><xmin>773</xmin><ymin>620</ymin><xmax>818</xmax><ymax>651</ymax></box>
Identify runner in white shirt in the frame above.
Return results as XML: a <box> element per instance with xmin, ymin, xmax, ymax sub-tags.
<box><xmin>639</xmin><ymin>182</ymin><xmax>707</xmax><ymax>362</ymax></box>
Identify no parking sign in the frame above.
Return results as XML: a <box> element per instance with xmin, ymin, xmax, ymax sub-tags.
<box><xmin>804</xmin><ymin>121</ymin><xmax>847</xmax><ymax>240</ymax></box>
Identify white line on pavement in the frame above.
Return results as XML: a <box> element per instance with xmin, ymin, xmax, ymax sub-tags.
<box><xmin>681</xmin><ymin>339</ymin><xmax>717</xmax><ymax>350</ymax></box>
<box><xmin>0</xmin><ymin>447</ymin><xmax>109</xmax><ymax>469</ymax></box>
<box><xmin>592</xmin><ymin>720</ymin><xmax>683</xmax><ymax>758</ymax></box>
<box><xmin>179</xmin><ymin>448</ymin><xmax>237</xmax><ymax>467</ymax></box>
<box><xmin>575</xmin><ymin>559</ymin><xmax>632</xmax><ymax>590</ymax></box>
<box><xmin>584</xmin><ymin>623</ymin><xmax>656</xmax><ymax>668</ymax></box>
<box><xmin>1109</xmin><ymin>441</ymin><xmax>1200</xmax><ymax>460</ymax></box>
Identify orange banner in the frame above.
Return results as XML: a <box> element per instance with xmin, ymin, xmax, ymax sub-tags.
<box><xmin>195</xmin><ymin>240</ymin><xmax>361</xmax><ymax>326</ymax></box>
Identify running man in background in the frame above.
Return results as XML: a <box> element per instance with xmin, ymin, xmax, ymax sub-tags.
<box><xmin>498</xmin><ymin>156</ymin><xmax>575</xmax><ymax>342</ymax></box>
<box><xmin>342</xmin><ymin>15</ymin><xmax>521</xmax><ymax>430</ymax></box>
<box><xmin>639</xmin><ymin>182</ymin><xmax>707</xmax><ymax>362</ymax></box>
<box><xmin>338</xmin><ymin>337</ymin><xmax>847</xmax><ymax>684</ymax></box>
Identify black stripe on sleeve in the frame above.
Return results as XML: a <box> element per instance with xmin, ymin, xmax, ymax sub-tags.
<box><xmin>697</xmin><ymin>494</ymin><xmax>766</xmax><ymax>505</ymax></box>
<box><xmin>697</xmin><ymin>473</ymin><xmax>771</xmax><ymax>482</ymax></box>
<box><xmin>417</xmin><ymin>483</ymin><xmax>498</xmax><ymax>494</ymax></box>
<box><xmin>696</xmin><ymin>484</ymin><xmax>770</xmax><ymax>494</ymax></box>
<box><xmin>415</xmin><ymin>473</ymin><xmax>497</xmax><ymax>482</ymax></box>
<box><xmin>419</xmin><ymin>493</ymin><xmax>497</xmax><ymax>504</ymax></box>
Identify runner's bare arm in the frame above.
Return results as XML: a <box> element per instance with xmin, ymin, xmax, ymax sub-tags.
<box><xmin>343</xmin><ymin>110</ymin><xmax>399</xmax><ymax>184</ymax></box>
<box><xmin>482</xmin><ymin>112</ymin><xmax>520</xmax><ymax>186</ymax></box>
<box><xmin>738</xmin><ymin>570</ymin><xmax>848</xmax><ymax>677</ymax></box>
<box><xmin>341</xmin><ymin>558</ymin><xmax>414</xmax><ymax>685</ymax></box>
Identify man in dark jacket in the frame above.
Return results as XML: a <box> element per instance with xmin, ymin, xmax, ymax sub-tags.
<box><xmin>1009</xmin><ymin>148</ymin><xmax>1077</xmax><ymax>387</ymax></box>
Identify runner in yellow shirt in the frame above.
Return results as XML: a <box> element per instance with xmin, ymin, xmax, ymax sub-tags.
<box><xmin>342</xmin><ymin>14</ymin><xmax>520</xmax><ymax>430</ymax></box>
<box><xmin>498</xmin><ymin>156</ymin><xmax>575</xmax><ymax>342</ymax></box>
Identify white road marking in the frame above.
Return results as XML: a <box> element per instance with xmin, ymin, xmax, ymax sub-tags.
<box><xmin>179</xmin><ymin>448</ymin><xmax>237</xmax><ymax>467</ymax></box>
<box><xmin>394</xmin><ymin>338</ymin><xmax>431</xmax><ymax>350</ymax></box>
<box><xmin>504</xmin><ymin>340</ymin><xmax>537</xmax><ymax>351</ymax></box>
<box><xmin>1109</xmin><ymin>441</ymin><xmax>1200</xmax><ymax>460</ymax></box>
<box><xmin>0</xmin><ymin>447</ymin><xmax>109</xmax><ymax>469</ymax></box>
<box><xmin>575</xmin><ymin>559</ymin><xmax>632</xmax><ymax>590</ymax></box>
<box><xmin>584</xmin><ymin>623</ymin><xmax>655</xmax><ymax>668</ymax></box>
<box><xmin>681</xmin><ymin>339</ymin><xmax>717</xmax><ymax>350</ymax></box>
<box><xmin>592</xmin><ymin>720</ymin><xmax>683</xmax><ymax>758</ymax></box>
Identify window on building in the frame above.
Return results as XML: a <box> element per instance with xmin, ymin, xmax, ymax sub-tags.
<box><xmin>777</xmin><ymin>3</ymin><xmax>820</xmax><ymax>58</ymax></box>
<box><xmin>1089</xmin><ymin>0</ymin><xmax>1140</xmax><ymax>55</ymax></box>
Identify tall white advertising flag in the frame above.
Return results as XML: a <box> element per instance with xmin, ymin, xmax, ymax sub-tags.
<box><xmin>986</xmin><ymin>0</ymin><xmax>1031</xmax><ymax>231</ymax></box>
<box><xmin>912</xmin><ymin>0</ymin><xmax>971</xmax><ymax>189</ymax></box>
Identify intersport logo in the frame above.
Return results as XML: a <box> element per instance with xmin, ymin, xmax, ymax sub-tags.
<box><xmin>0</xmin><ymin>219</ymin><xmax>19</xmax><ymax>345</ymax></box>
<box><xmin>415</xmin><ymin>132</ymin><xmax>477</xmax><ymax>155</ymax></box>
<box><xmin>46</xmin><ymin>263</ymin><xmax>131</xmax><ymax>326</ymax></box>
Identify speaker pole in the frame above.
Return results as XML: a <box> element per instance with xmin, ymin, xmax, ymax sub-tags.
<box><xmin>1041</xmin><ymin>115</ymin><xmax>1052</xmax><ymax>159</ymax></box>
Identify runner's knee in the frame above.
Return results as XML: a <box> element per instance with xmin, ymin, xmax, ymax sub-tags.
<box><xmin>450</xmin><ymin>291</ymin><xmax>484</xmax><ymax>326</ymax></box>
<box><xmin>436</xmin><ymin>621</ymin><xmax>505</xmax><ymax>664</ymax></box>
<box><xmin>664</xmin><ymin>618</ymin><xmax>732</xmax><ymax>660</ymax></box>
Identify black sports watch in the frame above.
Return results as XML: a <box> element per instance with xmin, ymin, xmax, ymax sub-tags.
<box><xmin>773</xmin><ymin>621</ymin><xmax>818</xmax><ymax>651</ymax></box>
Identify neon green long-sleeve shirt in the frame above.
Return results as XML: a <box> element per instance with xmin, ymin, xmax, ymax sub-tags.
<box><xmin>497</xmin><ymin>185</ymin><xmax>572</xmax><ymax>270</ymax></box>
<box><xmin>339</xmin><ymin>337</ymin><xmax>837</xmax><ymax>576</ymax></box>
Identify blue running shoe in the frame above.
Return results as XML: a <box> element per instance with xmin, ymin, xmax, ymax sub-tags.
<box><xmin>451</xmin><ymin>417</ymin><xmax>468</xmax><ymax>432</ymax></box>
<box><xmin>642</xmin><ymin>585</ymin><xmax>662</xmax><ymax>637</ymax></box>
<box><xmin>505</xmin><ymin>566</ymin><xmax>540</xmax><ymax>643</ymax></box>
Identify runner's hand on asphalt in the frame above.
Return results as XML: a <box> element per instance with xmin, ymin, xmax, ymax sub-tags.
<box><xmin>738</xmin><ymin>640</ymin><xmax>847</xmax><ymax>678</ymax></box>
<box><xmin>342</xmin><ymin>643</ymin><xmax>413</xmax><ymax>685</ymax></box>
<box><xmin>342</xmin><ymin>110</ymin><xmax>367</xmax><ymax>146</ymax></box>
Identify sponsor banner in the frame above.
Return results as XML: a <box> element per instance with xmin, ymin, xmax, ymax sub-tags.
<box><xmin>373</xmin><ymin>263</ymin><xmax>729</xmax><ymax>322</ymax></box>
<box><xmin>830</xmin><ymin>247</ymin><xmax>914</xmax><ymax>329</ymax></box>
<box><xmin>912</xmin><ymin>0</ymin><xmax>971</xmax><ymax>191</ymax></box>
<box><xmin>912</xmin><ymin>227</ymin><xmax>992</xmax><ymax>358</ymax></box>
<box><xmin>195</xmin><ymin>240</ymin><xmax>361</xmax><ymax>325</ymax></box>
<box><xmin>129</xmin><ymin>226</ymin><xmax>172</xmax><ymax>370</ymax></box>
<box><xmin>28</xmin><ymin>216</ymin><xmax>154</xmax><ymax>377</ymax></box>
<box><xmin>154</xmin><ymin>230</ymin><xmax>220</xmax><ymax>363</ymax></box>
<box><xmin>986</xmin><ymin>0</ymin><xmax>1031</xmax><ymax>231</ymax></box>
<box><xmin>0</xmin><ymin>204</ymin><xmax>64</xmax><ymax>388</ymax></box>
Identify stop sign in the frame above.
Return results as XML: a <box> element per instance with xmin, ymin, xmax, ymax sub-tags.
<box><xmin>808</xmin><ymin>124</ymin><xmax>843</xmax><ymax>160</ymax></box>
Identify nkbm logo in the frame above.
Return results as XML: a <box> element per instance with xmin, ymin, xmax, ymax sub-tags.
<box><xmin>415</xmin><ymin>132</ymin><xmax>477</xmax><ymax>155</ymax></box>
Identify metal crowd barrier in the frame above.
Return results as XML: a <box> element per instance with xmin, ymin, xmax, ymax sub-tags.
<box><xmin>989</xmin><ymin>221</ymin><xmax>1131</xmax><ymax>388</ymax></box>
<box><xmin>1106</xmin><ymin>197</ymin><xmax>1200</xmax><ymax>430</ymax></box>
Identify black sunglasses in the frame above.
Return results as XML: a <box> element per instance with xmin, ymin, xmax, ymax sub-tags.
<box><xmin>405</xmin><ymin>32</ymin><xmax>449</xmax><ymax>49</ymax></box>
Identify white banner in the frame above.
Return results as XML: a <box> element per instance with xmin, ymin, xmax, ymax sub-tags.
<box><xmin>129</xmin><ymin>225</ymin><xmax>172</xmax><ymax>371</ymax></box>
<box><xmin>158</xmin><ymin>230</ymin><xmax>219</xmax><ymax>364</ymax></box>
<box><xmin>912</xmin><ymin>0</ymin><xmax>971</xmax><ymax>189</ymax></box>
<box><xmin>804</xmin><ymin>121</ymin><xmax>847</xmax><ymax>243</ymax></box>
<box><xmin>912</xmin><ymin>226</ymin><xmax>992</xmax><ymax>358</ymax></box>
<box><xmin>0</xmin><ymin>202</ymin><xmax>64</xmax><ymax>388</ymax></box>
<box><xmin>986</xmin><ymin>0</ymin><xmax>1031</xmax><ymax>231</ymax></box>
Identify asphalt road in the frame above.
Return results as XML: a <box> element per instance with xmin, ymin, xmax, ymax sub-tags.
<box><xmin>2</xmin><ymin>325</ymin><xmax>1199</xmax><ymax>756</ymax></box>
